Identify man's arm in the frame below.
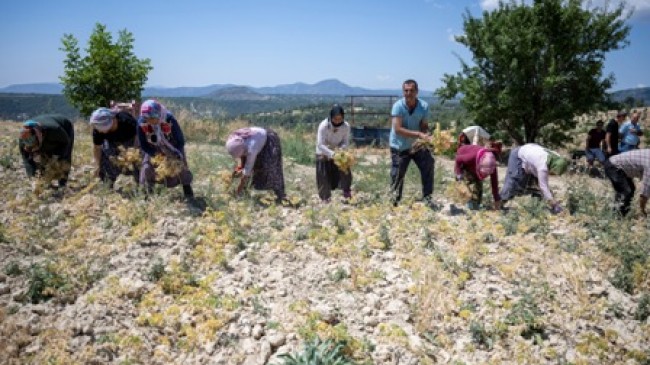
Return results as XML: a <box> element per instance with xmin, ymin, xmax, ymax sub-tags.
<box><xmin>605</xmin><ymin>131</ymin><xmax>613</xmax><ymax>154</ymax></box>
<box><xmin>393</xmin><ymin>116</ymin><xmax>426</xmax><ymax>139</ymax></box>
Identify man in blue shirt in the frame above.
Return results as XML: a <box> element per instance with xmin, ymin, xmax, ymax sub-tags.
<box><xmin>389</xmin><ymin>79</ymin><xmax>434</xmax><ymax>206</ymax></box>
<box><xmin>619</xmin><ymin>111</ymin><xmax>643</xmax><ymax>152</ymax></box>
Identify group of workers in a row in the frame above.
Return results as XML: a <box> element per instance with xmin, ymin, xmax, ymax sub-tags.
<box><xmin>16</xmin><ymin>79</ymin><xmax>649</xmax><ymax>217</ymax></box>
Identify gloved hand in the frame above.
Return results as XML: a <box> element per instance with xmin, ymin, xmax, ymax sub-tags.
<box><xmin>232</xmin><ymin>165</ymin><xmax>243</xmax><ymax>178</ymax></box>
<box><xmin>551</xmin><ymin>204</ymin><xmax>563</xmax><ymax>215</ymax></box>
<box><xmin>456</xmin><ymin>173</ymin><xmax>464</xmax><ymax>182</ymax></box>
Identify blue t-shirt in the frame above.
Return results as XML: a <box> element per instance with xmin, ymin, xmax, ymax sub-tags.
<box><xmin>619</xmin><ymin>121</ymin><xmax>641</xmax><ymax>146</ymax></box>
<box><xmin>389</xmin><ymin>98</ymin><xmax>430</xmax><ymax>151</ymax></box>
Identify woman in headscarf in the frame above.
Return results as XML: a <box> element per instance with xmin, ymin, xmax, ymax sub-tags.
<box><xmin>89</xmin><ymin>107</ymin><xmax>139</xmax><ymax>187</ymax></box>
<box><xmin>137</xmin><ymin>100</ymin><xmax>194</xmax><ymax>199</ymax></box>
<box><xmin>454</xmin><ymin>144</ymin><xmax>500</xmax><ymax>210</ymax></box>
<box><xmin>499</xmin><ymin>143</ymin><xmax>569</xmax><ymax>214</ymax></box>
<box><xmin>315</xmin><ymin>104</ymin><xmax>352</xmax><ymax>202</ymax></box>
<box><xmin>226</xmin><ymin>126</ymin><xmax>286</xmax><ymax>201</ymax></box>
<box><xmin>18</xmin><ymin>114</ymin><xmax>74</xmax><ymax>189</ymax></box>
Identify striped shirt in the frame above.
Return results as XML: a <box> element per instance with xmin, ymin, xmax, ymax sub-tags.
<box><xmin>609</xmin><ymin>149</ymin><xmax>650</xmax><ymax>197</ymax></box>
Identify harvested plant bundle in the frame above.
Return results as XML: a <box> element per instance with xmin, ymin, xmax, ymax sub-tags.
<box><xmin>151</xmin><ymin>154</ymin><xmax>185</xmax><ymax>182</ymax></box>
<box><xmin>333</xmin><ymin>151</ymin><xmax>356</xmax><ymax>173</ymax></box>
<box><xmin>445</xmin><ymin>180</ymin><xmax>473</xmax><ymax>204</ymax></box>
<box><xmin>109</xmin><ymin>146</ymin><xmax>142</xmax><ymax>172</ymax></box>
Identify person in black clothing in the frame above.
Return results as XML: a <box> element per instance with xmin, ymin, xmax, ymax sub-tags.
<box><xmin>18</xmin><ymin>114</ymin><xmax>75</xmax><ymax>189</ymax></box>
<box><xmin>586</xmin><ymin>120</ymin><xmax>606</xmax><ymax>167</ymax></box>
<box><xmin>605</xmin><ymin>110</ymin><xmax>626</xmax><ymax>157</ymax></box>
<box><xmin>89</xmin><ymin>107</ymin><xmax>140</xmax><ymax>187</ymax></box>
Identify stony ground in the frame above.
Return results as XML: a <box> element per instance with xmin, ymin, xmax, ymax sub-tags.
<box><xmin>0</xmin><ymin>120</ymin><xmax>649</xmax><ymax>365</ymax></box>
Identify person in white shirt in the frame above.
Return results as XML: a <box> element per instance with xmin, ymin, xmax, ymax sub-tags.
<box><xmin>226</xmin><ymin>127</ymin><xmax>286</xmax><ymax>201</ymax></box>
<box><xmin>500</xmin><ymin>143</ymin><xmax>568</xmax><ymax>213</ymax></box>
<box><xmin>315</xmin><ymin>105</ymin><xmax>352</xmax><ymax>202</ymax></box>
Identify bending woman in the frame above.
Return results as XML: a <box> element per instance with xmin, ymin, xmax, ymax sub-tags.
<box><xmin>226</xmin><ymin>127</ymin><xmax>286</xmax><ymax>201</ymax></box>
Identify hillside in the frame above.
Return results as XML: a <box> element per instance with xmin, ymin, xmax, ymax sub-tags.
<box><xmin>0</xmin><ymin>120</ymin><xmax>648</xmax><ymax>364</ymax></box>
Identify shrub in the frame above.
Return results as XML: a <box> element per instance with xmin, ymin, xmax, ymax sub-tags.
<box><xmin>4</xmin><ymin>261</ymin><xmax>21</xmax><ymax>277</ymax></box>
<box><xmin>276</xmin><ymin>337</ymin><xmax>356</xmax><ymax>365</ymax></box>
<box><xmin>635</xmin><ymin>293</ymin><xmax>650</xmax><ymax>322</ymax></box>
<box><xmin>26</xmin><ymin>262</ymin><xmax>68</xmax><ymax>304</ymax></box>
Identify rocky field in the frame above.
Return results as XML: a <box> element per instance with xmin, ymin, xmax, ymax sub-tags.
<box><xmin>0</xmin><ymin>120</ymin><xmax>648</xmax><ymax>365</ymax></box>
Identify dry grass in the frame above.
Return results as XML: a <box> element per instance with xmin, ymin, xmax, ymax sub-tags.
<box><xmin>0</xmin><ymin>117</ymin><xmax>648</xmax><ymax>364</ymax></box>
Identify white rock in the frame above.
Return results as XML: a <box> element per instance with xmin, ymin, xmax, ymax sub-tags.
<box><xmin>268</xmin><ymin>333</ymin><xmax>286</xmax><ymax>348</ymax></box>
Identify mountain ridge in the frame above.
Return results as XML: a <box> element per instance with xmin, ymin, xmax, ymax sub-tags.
<box><xmin>0</xmin><ymin>79</ymin><xmax>419</xmax><ymax>97</ymax></box>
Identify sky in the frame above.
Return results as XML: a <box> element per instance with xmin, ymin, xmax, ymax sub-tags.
<box><xmin>1</xmin><ymin>0</ymin><xmax>649</xmax><ymax>93</ymax></box>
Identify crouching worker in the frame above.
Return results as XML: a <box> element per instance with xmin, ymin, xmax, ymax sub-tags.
<box><xmin>226</xmin><ymin>127</ymin><xmax>286</xmax><ymax>202</ymax></box>
<box><xmin>500</xmin><ymin>143</ymin><xmax>568</xmax><ymax>214</ymax></box>
<box><xmin>137</xmin><ymin>100</ymin><xmax>194</xmax><ymax>199</ymax></box>
<box><xmin>604</xmin><ymin>149</ymin><xmax>649</xmax><ymax>217</ymax></box>
<box><xmin>454</xmin><ymin>144</ymin><xmax>501</xmax><ymax>210</ymax></box>
<box><xmin>18</xmin><ymin>115</ymin><xmax>74</xmax><ymax>190</ymax></box>
<box><xmin>89</xmin><ymin>107</ymin><xmax>139</xmax><ymax>188</ymax></box>
<box><xmin>316</xmin><ymin>105</ymin><xmax>353</xmax><ymax>202</ymax></box>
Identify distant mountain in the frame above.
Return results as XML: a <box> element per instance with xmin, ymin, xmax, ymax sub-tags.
<box><xmin>0</xmin><ymin>79</ymin><xmax>407</xmax><ymax>97</ymax></box>
<box><xmin>143</xmin><ymin>84</ymin><xmax>238</xmax><ymax>97</ymax></box>
<box><xmin>0</xmin><ymin>83</ymin><xmax>63</xmax><ymax>94</ymax></box>
<box><xmin>206</xmin><ymin>86</ymin><xmax>272</xmax><ymax>101</ymax></box>
<box><xmin>255</xmin><ymin>79</ymin><xmax>395</xmax><ymax>95</ymax></box>
<box><xmin>609</xmin><ymin>87</ymin><xmax>650</xmax><ymax>104</ymax></box>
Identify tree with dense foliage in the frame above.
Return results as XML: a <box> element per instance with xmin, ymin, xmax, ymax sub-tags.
<box><xmin>436</xmin><ymin>0</ymin><xmax>631</xmax><ymax>146</ymax></box>
<box><xmin>60</xmin><ymin>23</ymin><xmax>152</xmax><ymax>116</ymax></box>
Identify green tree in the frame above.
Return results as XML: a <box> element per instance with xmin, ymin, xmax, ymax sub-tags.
<box><xmin>60</xmin><ymin>23</ymin><xmax>152</xmax><ymax>116</ymax></box>
<box><xmin>436</xmin><ymin>0</ymin><xmax>630</xmax><ymax>146</ymax></box>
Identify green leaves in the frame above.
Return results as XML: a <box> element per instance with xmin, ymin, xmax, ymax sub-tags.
<box><xmin>436</xmin><ymin>0</ymin><xmax>631</xmax><ymax>146</ymax></box>
<box><xmin>59</xmin><ymin>23</ymin><xmax>152</xmax><ymax>116</ymax></box>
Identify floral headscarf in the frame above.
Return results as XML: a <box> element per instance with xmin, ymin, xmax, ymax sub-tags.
<box><xmin>19</xmin><ymin>120</ymin><xmax>43</xmax><ymax>151</ymax></box>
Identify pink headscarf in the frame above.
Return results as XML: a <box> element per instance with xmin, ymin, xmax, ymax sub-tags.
<box><xmin>476</xmin><ymin>149</ymin><xmax>496</xmax><ymax>180</ymax></box>
<box><xmin>225</xmin><ymin>128</ymin><xmax>254</xmax><ymax>158</ymax></box>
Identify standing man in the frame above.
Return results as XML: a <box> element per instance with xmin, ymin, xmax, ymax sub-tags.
<box><xmin>585</xmin><ymin>120</ymin><xmax>607</xmax><ymax>168</ymax></box>
<box><xmin>389</xmin><ymin>79</ymin><xmax>434</xmax><ymax>206</ymax></box>
<box><xmin>619</xmin><ymin>111</ymin><xmax>643</xmax><ymax>152</ymax></box>
<box><xmin>605</xmin><ymin>110</ymin><xmax>626</xmax><ymax>157</ymax></box>
<box><xmin>604</xmin><ymin>149</ymin><xmax>649</xmax><ymax>217</ymax></box>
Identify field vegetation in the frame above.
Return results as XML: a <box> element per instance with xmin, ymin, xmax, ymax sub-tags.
<box><xmin>0</xmin><ymin>113</ymin><xmax>648</xmax><ymax>365</ymax></box>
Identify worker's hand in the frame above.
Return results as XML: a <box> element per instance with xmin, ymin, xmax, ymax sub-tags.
<box><xmin>550</xmin><ymin>203</ymin><xmax>563</xmax><ymax>215</ymax></box>
<box><xmin>235</xmin><ymin>175</ymin><xmax>249</xmax><ymax>196</ymax></box>
<box><xmin>232</xmin><ymin>165</ymin><xmax>243</xmax><ymax>178</ymax></box>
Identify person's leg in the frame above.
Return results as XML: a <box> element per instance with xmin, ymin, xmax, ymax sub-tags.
<box><xmin>604</xmin><ymin>161</ymin><xmax>633</xmax><ymax>216</ymax></box>
<box><xmin>466</xmin><ymin>174</ymin><xmax>482</xmax><ymax>210</ymax></box>
<box><xmin>585</xmin><ymin>149</ymin><xmax>595</xmax><ymax>167</ymax></box>
<box><xmin>412</xmin><ymin>149</ymin><xmax>434</xmax><ymax>200</ymax></box>
<box><xmin>316</xmin><ymin>159</ymin><xmax>332</xmax><ymax>201</ymax></box>
<box><xmin>99</xmin><ymin>142</ymin><xmax>121</xmax><ymax>187</ymax></box>
<box><xmin>390</xmin><ymin>149</ymin><xmax>411</xmax><ymax>205</ymax></box>
<box><xmin>621</xmin><ymin>176</ymin><xmax>635</xmax><ymax>216</ymax></box>
<box><xmin>140</xmin><ymin>154</ymin><xmax>157</xmax><ymax>193</ymax></box>
<box><xmin>339</xmin><ymin>168</ymin><xmax>353</xmax><ymax>199</ymax></box>
<box><xmin>499</xmin><ymin>147</ymin><xmax>525</xmax><ymax>201</ymax></box>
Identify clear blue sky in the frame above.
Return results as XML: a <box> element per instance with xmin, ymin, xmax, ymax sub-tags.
<box><xmin>1</xmin><ymin>0</ymin><xmax>648</xmax><ymax>93</ymax></box>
